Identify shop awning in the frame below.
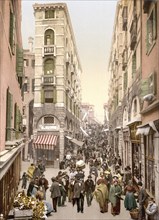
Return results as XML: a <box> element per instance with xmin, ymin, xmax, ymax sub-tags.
<box><xmin>33</xmin><ymin>135</ymin><xmax>58</xmax><ymax>150</ymax></box>
<box><xmin>136</xmin><ymin>127</ymin><xmax>150</xmax><ymax>136</ymax></box>
<box><xmin>70</xmin><ymin>138</ymin><xmax>84</xmax><ymax>147</ymax></box>
<box><xmin>136</xmin><ymin>123</ymin><xmax>156</xmax><ymax>136</ymax></box>
<box><xmin>65</xmin><ymin>136</ymin><xmax>72</xmax><ymax>140</ymax></box>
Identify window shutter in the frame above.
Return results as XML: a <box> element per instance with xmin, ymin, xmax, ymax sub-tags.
<box><xmin>153</xmin><ymin>5</ymin><xmax>157</xmax><ymax>40</ymax></box>
<box><xmin>6</xmin><ymin>89</ymin><xmax>12</xmax><ymax>140</ymax></box>
<box><xmin>16</xmin><ymin>45</ymin><xmax>24</xmax><ymax>77</ymax></box>
<box><xmin>9</xmin><ymin>11</ymin><xmax>15</xmax><ymax>54</ymax></box>
<box><xmin>140</xmin><ymin>79</ymin><xmax>149</xmax><ymax>97</ymax></box>
<box><xmin>146</xmin><ymin>19</ymin><xmax>150</xmax><ymax>53</ymax></box>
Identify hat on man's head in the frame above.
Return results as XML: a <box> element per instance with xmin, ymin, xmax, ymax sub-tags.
<box><xmin>51</xmin><ymin>177</ymin><xmax>57</xmax><ymax>182</ymax></box>
<box><xmin>88</xmin><ymin>175</ymin><xmax>92</xmax><ymax>178</ymax></box>
<box><xmin>137</xmin><ymin>181</ymin><xmax>143</xmax><ymax>186</ymax></box>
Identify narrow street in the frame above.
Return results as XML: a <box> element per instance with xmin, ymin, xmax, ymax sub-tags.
<box><xmin>20</xmin><ymin>160</ymin><xmax>132</xmax><ymax>220</ymax></box>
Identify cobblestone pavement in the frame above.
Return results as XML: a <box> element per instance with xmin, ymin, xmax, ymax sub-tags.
<box><xmin>19</xmin><ymin>160</ymin><xmax>133</xmax><ymax>220</ymax></box>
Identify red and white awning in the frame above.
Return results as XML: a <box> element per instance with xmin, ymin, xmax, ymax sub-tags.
<box><xmin>33</xmin><ymin>135</ymin><xmax>58</xmax><ymax>150</ymax></box>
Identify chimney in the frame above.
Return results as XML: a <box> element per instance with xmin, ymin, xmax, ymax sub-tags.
<box><xmin>28</xmin><ymin>37</ymin><xmax>34</xmax><ymax>52</ymax></box>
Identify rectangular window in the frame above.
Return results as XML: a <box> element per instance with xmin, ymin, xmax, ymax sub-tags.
<box><xmin>24</xmin><ymin>59</ymin><xmax>29</xmax><ymax>67</ymax></box>
<box><xmin>45</xmin><ymin>9</ymin><xmax>55</xmax><ymax>19</ymax></box>
<box><xmin>23</xmin><ymin>77</ymin><xmax>29</xmax><ymax>92</ymax></box>
<box><xmin>44</xmin><ymin>89</ymin><xmax>56</xmax><ymax>104</ymax></box>
<box><xmin>44</xmin><ymin>117</ymin><xmax>54</xmax><ymax>124</ymax></box>
<box><xmin>132</xmin><ymin>52</ymin><xmax>136</xmax><ymax>78</ymax></box>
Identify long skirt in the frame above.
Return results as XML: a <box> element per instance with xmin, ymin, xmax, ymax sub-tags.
<box><xmin>111</xmin><ymin>197</ymin><xmax>120</xmax><ymax>215</ymax></box>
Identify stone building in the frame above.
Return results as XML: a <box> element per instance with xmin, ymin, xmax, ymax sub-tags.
<box><xmin>33</xmin><ymin>3</ymin><xmax>82</xmax><ymax>165</ymax></box>
<box><xmin>23</xmin><ymin>37</ymin><xmax>35</xmax><ymax>160</ymax></box>
<box><xmin>108</xmin><ymin>0</ymin><xmax>159</xmax><ymax>205</ymax></box>
<box><xmin>0</xmin><ymin>0</ymin><xmax>24</xmax><ymax>218</ymax></box>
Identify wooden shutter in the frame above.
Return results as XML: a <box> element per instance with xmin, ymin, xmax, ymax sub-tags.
<box><xmin>6</xmin><ymin>89</ymin><xmax>13</xmax><ymax>140</ymax></box>
<box><xmin>153</xmin><ymin>5</ymin><xmax>157</xmax><ymax>40</ymax></box>
<box><xmin>140</xmin><ymin>79</ymin><xmax>149</xmax><ymax>97</ymax></box>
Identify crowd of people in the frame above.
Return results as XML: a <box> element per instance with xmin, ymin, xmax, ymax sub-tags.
<box><xmin>19</xmin><ymin>142</ymin><xmax>158</xmax><ymax>220</ymax></box>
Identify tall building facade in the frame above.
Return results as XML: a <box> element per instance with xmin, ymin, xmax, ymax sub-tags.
<box><xmin>0</xmin><ymin>0</ymin><xmax>24</xmax><ymax>217</ymax></box>
<box><xmin>23</xmin><ymin>37</ymin><xmax>35</xmax><ymax>160</ymax></box>
<box><xmin>33</xmin><ymin>3</ymin><xmax>82</xmax><ymax>165</ymax></box>
<box><xmin>108</xmin><ymin>0</ymin><xmax>159</xmax><ymax>205</ymax></box>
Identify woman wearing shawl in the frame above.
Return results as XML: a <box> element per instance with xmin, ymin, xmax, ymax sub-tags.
<box><xmin>93</xmin><ymin>179</ymin><xmax>109</xmax><ymax>213</ymax></box>
<box><xmin>124</xmin><ymin>180</ymin><xmax>137</xmax><ymax>211</ymax></box>
<box><xmin>109</xmin><ymin>177</ymin><xmax>122</xmax><ymax>216</ymax></box>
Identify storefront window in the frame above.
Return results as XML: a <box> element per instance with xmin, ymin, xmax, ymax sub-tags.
<box><xmin>144</xmin><ymin>134</ymin><xmax>155</xmax><ymax>196</ymax></box>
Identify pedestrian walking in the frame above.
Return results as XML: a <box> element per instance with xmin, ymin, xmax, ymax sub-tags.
<box><xmin>50</xmin><ymin>177</ymin><xmax>61</xmax><ymax>212</ymax></box>
<box><xmin>84</xmin><ymin>175</ymin><xmax>95</xmax><ymax>207</ymax></box>
<box><xmin>73</xmin><ymin>177</ymin><xmax>85</xmax><ymax>213</ymax></box>
<box><xmin>137</xmin><ymin>181</ymin><xmax>148</xmax><ymax>220</ymax></box>
<box><xmin>124</xmin><ymin>180</ymin><xmax>137</xmax><ymax>211</ymax></box>
<box><xmin>27</xmin><ymin>163</ymin><xmax>35</xmax><ymax>180</ymax></box>
<box><xmin>21</xmin><ymin>172</ymin><xmax>28</xmax><ymax>189</ymax></box>
<box><xmin>93</xmin><ymin>178</ymin><xmax>109</xmax><ymax>213</ymax></box>
<box><xmin>109</xmin><ymin>177</ymin><xmax>122</xmax><ymax>216</ymax></box>
<box><xmin>39</xmin><ymin>174</ymin><xmax>49</xmax><ymax>200</ymax></box>
<box><xmin>89</xmin><ymin>164</ymin><xmax>98</xmax><ymax>184</ymax></box>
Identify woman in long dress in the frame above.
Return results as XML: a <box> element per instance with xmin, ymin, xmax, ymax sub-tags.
<box><xmin>109</xmin><ymin>178</ymin><xmax>122</xmax><ymax>216</ymax></box>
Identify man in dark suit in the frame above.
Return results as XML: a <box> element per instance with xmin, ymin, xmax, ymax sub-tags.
<box><xmin>73</xmin><ymin>177</ymin><xmax>85</xmax><ymax>213</ymax></box>
<box><xmin>137</xmin><ymin>182</ymin><xmax>148</xmax><ymax>220</ymax></box>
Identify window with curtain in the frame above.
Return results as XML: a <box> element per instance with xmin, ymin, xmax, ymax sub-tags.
<box><xmin>43</xmin><ymin>89</ymin><xmax>56</xmax><ymax>104</ymax></box>
<box><xmin>45</xmin><ymin>9</ymin><xmax>55</xmax><ymax>19</ymax></box>
<box><xmin>44</xmin><ymin>59</ymin><xmax>54</xmax><ymax>75</ymax></box>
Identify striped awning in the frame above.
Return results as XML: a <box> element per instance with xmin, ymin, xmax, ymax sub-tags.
<box><xmin>33</xmin><ymin>135</ymin><xmax>58</xmax><ymax>150</ymax></box>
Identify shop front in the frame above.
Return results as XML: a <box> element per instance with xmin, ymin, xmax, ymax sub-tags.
<box><xmin>127</xmin><ymin>121</ymin><xmax>141</xmax><ymax>182</ymax></box>
<box><xmin>33</xmin><ymin>133</ymin><xmax>59</xmax><ymax>166</ymax></box>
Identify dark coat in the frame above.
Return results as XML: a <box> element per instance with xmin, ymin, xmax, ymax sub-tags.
<box><xmin>73</xmin><ymin>181</ymin><xmax>85</xmax><ymax>198</ymax></box>
<box><xmin>50</xmin><ymin>181</ymin><xmax>61</xmax><ymax>198</ymax></box>
<box><xmin>84</xmin><ymin>179</ymin><xmax>95</xmax><ymax>193</ymax></box>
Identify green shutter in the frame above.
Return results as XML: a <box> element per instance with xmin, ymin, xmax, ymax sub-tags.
<box><xmin>140</xmin><ymin>79</ymin><xmax>149</xmax><ymax>97</ymax></box>
<box><xmin>146</xmin><ymin>19</ymin><xmax>150</xmax><ymax>53</ymax></box>
<box><xmin>6</xmin><ymin>90</ymin><xmax>13</xmax><ymax>140</ymax></box>
<box><xmin>153</xmin><ymin>5</ymin><xmax>157</xmax><ymax>40</ymax></box>
<box><xmin>16</xmin><ymin>45</ymin><xmax>24</xmax><ymax>77</ymax></box>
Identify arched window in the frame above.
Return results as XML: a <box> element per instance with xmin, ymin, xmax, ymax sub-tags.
<box><xmin>44</xmin><ymin>29</ymin><xmax>54</xmax><ymax>45</ymax></box>
<box><xmin>44</xmin><ymin>59</ymin><xmax>54</xmax><ymax>75</ymax></box>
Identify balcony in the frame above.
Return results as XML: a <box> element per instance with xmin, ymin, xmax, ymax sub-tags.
<box><xmin>130</xmin><ymin>19</ymin><xmax>137</xmax><ymax>50</ymax></box>
<box><xmin>43</xmin><ymin>45</ymin><xmax>56</xmax><ymax>56</ymax></box>
<box><xmin>42</xmin><ymin>75</ymin><xmax>56</xmax><ymax>85</ymax></box>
